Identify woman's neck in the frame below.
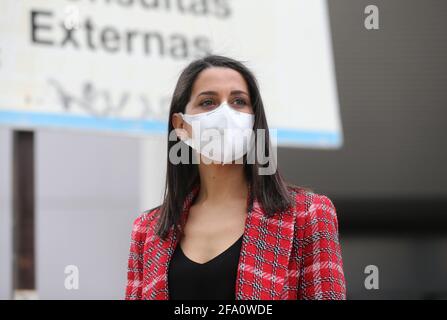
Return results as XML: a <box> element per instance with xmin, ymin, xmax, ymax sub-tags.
<box><xmin>196</xmin><ymin>162</ymin><xmax>248</xmax><ymax>205</ymax></box>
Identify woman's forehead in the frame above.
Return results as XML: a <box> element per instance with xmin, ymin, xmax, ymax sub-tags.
<box><xmin>191</xmin><ymin>67</ymin><xmax>248</xmax><ymax>97</ymax></box>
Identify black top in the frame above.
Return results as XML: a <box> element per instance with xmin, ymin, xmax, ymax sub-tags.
<box><xmin>168</xmin><ymin>234</ymin><xmax>243</xmax><ymax>300</ymax></box>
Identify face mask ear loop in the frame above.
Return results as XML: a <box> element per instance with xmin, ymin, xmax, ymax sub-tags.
<box><xmin>179</xmin><ymin>112</ymin><xmax>192</xmax><ymax>126</ymax></box>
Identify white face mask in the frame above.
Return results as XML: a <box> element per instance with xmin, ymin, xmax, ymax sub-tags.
<box><xmin>179</xmin><ymin>101</ymin><xmax>255</xmax><ymax>164</ymax></box>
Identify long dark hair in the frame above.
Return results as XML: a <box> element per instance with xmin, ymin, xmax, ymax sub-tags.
<box><xmin>154</xmin><ymin>54</ymin><xmax>310</xmax><ymax>240</ymax></box>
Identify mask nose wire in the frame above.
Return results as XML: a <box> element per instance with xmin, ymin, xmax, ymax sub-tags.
<box><xmin>221</xmin><ymin>103</ymin><xmax>231</xmax><ymax>134</ymax></box>
<box><xmin>181</xmin><ymin>100</ymin><xmax>244</xmax><ymax>124</ymax></box>
<box><xmin>203</xmin><ymin>101</ymin><xmax>231</xmax><ymax>127</ymax></box>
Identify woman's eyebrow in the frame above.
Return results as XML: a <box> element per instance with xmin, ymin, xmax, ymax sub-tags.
<box><xmin>230</xmin><ymin>90</ymin><xmax>249</xmax><ymax>96</ymax></box>
<box><xmin>196</xmin><ymin>90</ymin><xmax>249</xmax><ymax>97</ymax></box>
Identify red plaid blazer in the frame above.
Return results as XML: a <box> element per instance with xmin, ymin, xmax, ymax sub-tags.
<box><xmin>125</xmin><ymin>184</ymin><xmax>346</xmax><ymax>300</ymax></box>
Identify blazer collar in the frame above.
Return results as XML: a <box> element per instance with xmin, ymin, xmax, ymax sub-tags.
<box><xmin>147</xmin><ymin>182</ymin><xmax>296</xmax><ymax>300</ymax></box>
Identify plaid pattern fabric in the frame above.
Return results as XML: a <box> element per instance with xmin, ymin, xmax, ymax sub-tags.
<box><xmin>125</xmin><ymin>184</ymin><xmax>346</xmax><ymax>300</ymax></box>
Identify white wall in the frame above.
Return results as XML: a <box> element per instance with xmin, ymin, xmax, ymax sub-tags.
<box><xmin>139</xmin><ymin>135</ymin><xmax>167</xmax><ymax>214</ymax></box>
<box><xmin>0</xmin><ymin>127</ymin><xmax>167</xmax><ymax>299</ymax></box>
<box><xmin>35</xmin><ymin>129</ymin><xmax>144</xmax><ymax>299</ymax></box>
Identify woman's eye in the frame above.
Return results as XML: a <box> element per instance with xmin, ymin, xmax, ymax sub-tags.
<box><xmin>233</xmin><ymin>98</ymin><xmax>247</xmax><ymax>106</ymax></box>
<box><xmin>199</xmin><ymin>99</ymin><xmax>215</xmax><ymax>107</ymax></box>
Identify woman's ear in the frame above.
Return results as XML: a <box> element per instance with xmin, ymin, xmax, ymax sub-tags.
<box><xmin>172</xmin><ymin>113</ymin><xmax>189</xmax><ymax>141</ymax></box>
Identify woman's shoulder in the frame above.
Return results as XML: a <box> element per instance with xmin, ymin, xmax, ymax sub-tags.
<box><xmin>285</xmin><ymin>184</ymin><xmax>338</xmax><ymax>223</ymax></box>
<box><xmin>131</xmin><ymin>205</ymin><xmax>162</xmax><ymax>235</ymax></box>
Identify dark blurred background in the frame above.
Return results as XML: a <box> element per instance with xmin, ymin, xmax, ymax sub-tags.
<box><xmin>280</xmin><ymin>0</ymin><xmax>447</xmax><ymax>299</ymax></box>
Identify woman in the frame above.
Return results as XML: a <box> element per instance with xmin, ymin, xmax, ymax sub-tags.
<box><xmin>125</xmin><ymin>55</ymin><xmax>346</xmax><ymax>300</ymax></box>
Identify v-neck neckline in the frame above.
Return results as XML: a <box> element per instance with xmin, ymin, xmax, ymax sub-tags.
<box><xmin>178</xmin><ymin>234</ymin><xmax>243</xmax><ymax>266</ymax></box>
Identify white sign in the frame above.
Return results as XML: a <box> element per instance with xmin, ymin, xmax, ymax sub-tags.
<box><xmin>0</xmin><ymin>0</ymin><xmax>343</xmax><ymax>148</ymax></box>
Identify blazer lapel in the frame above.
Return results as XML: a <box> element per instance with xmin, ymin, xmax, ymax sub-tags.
<box><xmin>235</xmin><ymin>196</ymin><xmax>296</xmax><ymax>300</ymax></box>
<box><xmin>145</xmin><ymin>183</ymin><xmax>296</xmax><ymax>300</ymax></box>
<box><xmin>143</xmin><ymin>184</ymin><xmax>200</xmax><ymax>299</ymax></box>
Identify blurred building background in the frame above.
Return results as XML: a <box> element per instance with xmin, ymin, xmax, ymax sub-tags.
<box><xmin>1</xmin><ymin>0</ymin><xmax>446</xmax><ymax>300</ymax></box>
<box><xmin>282</xmin><ymin>0</ymin><xmax>447</xmax><ymax>299</ymax></box>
